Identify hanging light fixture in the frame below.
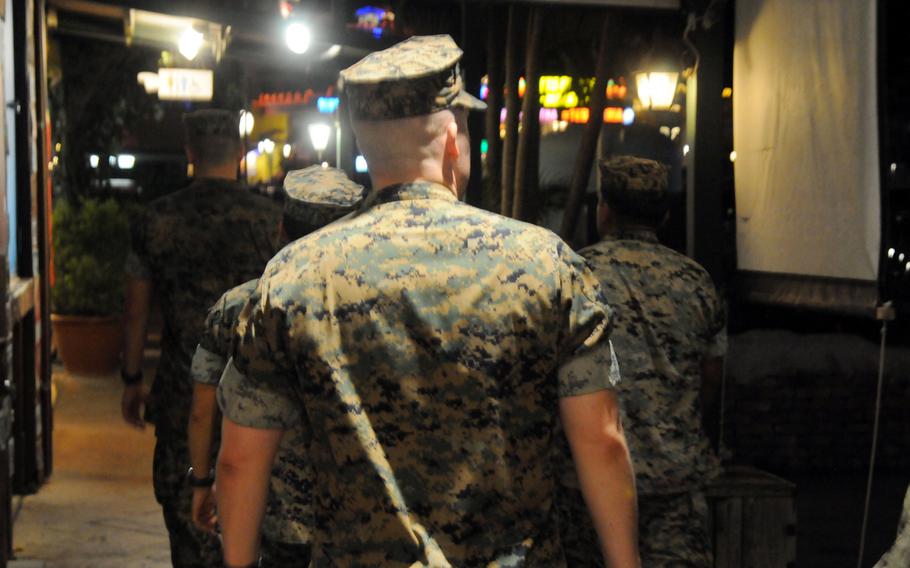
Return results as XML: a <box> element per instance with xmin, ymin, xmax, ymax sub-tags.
<box><xmin>634</xmin><ymin>70</ymin><xmax>680</xmax><ymax>111</ymax></box>
<box><xmin>178</xmin><ymin>25</ymin><xmax>204</xmax><ymax>60</ymax></box>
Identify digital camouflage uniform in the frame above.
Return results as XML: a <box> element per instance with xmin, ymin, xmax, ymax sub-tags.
<box><xmin>218</xmin><ymin>34</ymin><xmax>620</xmax><ymax>568</ymax></box>
<box><xmin>561</xmin><ymin>156</ymin><xmax>726</xmax><ymax>568</ymax></box>
<box><xmin>126</xmin><ymin>109</ymin><xmax>283</xmax><ymax>568</ymax></box>
<box><xmin>189</xmin><ymin>166</ymin><xmax>364</xmax><ymax>567</ymax></box>
<box><xmin>875</xmin><ymin>484</ymin><xmax>910</xmax><ymax>568</ymax></box>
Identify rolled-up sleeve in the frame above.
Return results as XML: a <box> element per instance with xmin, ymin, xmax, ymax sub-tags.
<box><xmin>217</xmin><ymin>358</ymin><xmax>301</xmax><ymax>430</ymax></box>
<box><xmin>190</xmin><ymin>345</ymin><xmax>226</xmax><ymax>386</ymax></box>
<box><xmin>556</xmin><ymin>247</ymin><xmax>616</xmax><ymax>398</ymax></box>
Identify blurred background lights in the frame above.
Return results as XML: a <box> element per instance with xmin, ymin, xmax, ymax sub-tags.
<box><xmin>354</xmin><ymin>155</ymin><xmax>368</xmax><ymax>173</ymax></box>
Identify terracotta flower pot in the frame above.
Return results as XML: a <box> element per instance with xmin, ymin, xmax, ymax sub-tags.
<box><xmin>51</xmin><ymin>314</ymin><xmax>123</xmax><ymax>376</ymax></box>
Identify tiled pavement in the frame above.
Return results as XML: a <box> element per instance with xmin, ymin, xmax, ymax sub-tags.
<box><xmin>11</xmin><ymin>343</ymin><xmax>170</xmax><ymax>567</ymax></box>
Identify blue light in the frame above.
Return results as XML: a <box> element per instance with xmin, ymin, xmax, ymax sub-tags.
<box><xmin>355</xmin><ymin>155</ymin><xmax>368</xmax><ymax>173</ymax></box>
<box><xmin>355</xmin><ymin>6</ymin><xmax>385</xmax><ymax>18</ymax></box>
<box><xmin>372</xmin><ymin>27</ymin><xmax>383</xmax><ymax>39</ymax></box>
<box><xmin>622</xmin><ymin>107</ymin><xmax>635</xmax><ymax>126</ymax></box>
<box><xmin>479</xmin><ymin>83</ymin><xmax>489</xmax><ymax>101</ymax></box>
<box><xmin>317</xmin><ymin>97</ymin><xmax>340</xmax><ymax>114</ymax></box>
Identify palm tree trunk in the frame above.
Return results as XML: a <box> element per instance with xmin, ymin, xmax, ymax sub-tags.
<box><xmin>483</xmin><ymin>5</ymin><xmax>504</xmax><ymax>213</ymax></box>
<box><xmin>560</xmin><ymin>16</ymin><xmax>611</xmax><ymax>242</ymax></box>
<box><xmin>500</xmin><ymin>4</ymin><xmax>522</xmax><ymax>216</ymax></box>
<box><xmin>511</xmin><ymin>6</ymin><xmax>543</xmax><ymax>221</ymax></box>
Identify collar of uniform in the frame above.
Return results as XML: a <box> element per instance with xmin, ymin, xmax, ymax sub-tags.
<box><xmin>368</xmin><ymin>181</ymin><xmax>458</xmax><ymax>206</ymax></box>
<box><xmin>191</xmin><ymin>177</ymin><xmax>243</xmax><ymax>189</ymax></box>
<box><xmin>605</xmin><ymin>226</ymin><xmax>659</xmax><ymax>243</ymax></box>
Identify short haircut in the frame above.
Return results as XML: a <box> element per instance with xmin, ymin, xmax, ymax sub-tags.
<box><xmin>598</xmin><ymin>156</ymin><xmax>670</xmax><ymax>226</ymax></box>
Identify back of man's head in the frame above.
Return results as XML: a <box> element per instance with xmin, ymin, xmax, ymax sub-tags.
<box><xmin>351</xmin><ymin>110</ymin><xmax>456</xmax><ymax>183</ymax></box>
<box><xmin>598</xmin><ymin>155</ymin><xmax>670</xmax><ymax>227</ymax></box>
<box><xmin>183</xmin><ymin>109</ymin><xmax>241</xmax><ymax>168</ymax></box>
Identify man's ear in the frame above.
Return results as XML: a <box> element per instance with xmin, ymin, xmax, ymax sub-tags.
<box><xmin>444</xmin><ymin>119</ymin><xmax>460</xmax><ymax>159</ymax></box>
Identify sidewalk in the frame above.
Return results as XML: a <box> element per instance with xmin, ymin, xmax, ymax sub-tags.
<box><xmin>10</xmin><ymin>360</ymin><xmax>170</xmax><ymax>567</ymax></box>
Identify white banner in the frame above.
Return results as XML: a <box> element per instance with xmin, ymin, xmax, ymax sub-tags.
<box><xmin>733</xmin><ymin>0</ymin><xmax>879</xmax><ymax>281</ymax></box>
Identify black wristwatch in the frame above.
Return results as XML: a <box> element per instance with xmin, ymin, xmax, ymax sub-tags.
<box><xmin>121</xmin><ymin>369</ymin><xmax>143</xmax><ymax>386</ymax></box>
<box><xmin>186</xmin><ymin>466</ymin><xmax>215</xmax><ymax>488</ymax></box>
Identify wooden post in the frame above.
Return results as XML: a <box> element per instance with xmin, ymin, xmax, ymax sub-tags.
<box><xmin>500</xmin><ymin>5</ymin><xmax>522</xmax><ymax>216</ymax></box>
<box><xmin>511</xmin><ymin>6</ymin><xmax>542</xmax><ymax>221</ymax></box>
<box><xmin>560</xmin><ymin>16</ymin><xmax>611</xmax><ymax>242</ymax></box>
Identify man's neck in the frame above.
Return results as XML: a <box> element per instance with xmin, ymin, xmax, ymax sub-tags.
<box><xmin>193</xmin><ymin>163</ymin><xmax>237</xmax><ymax>180</ymax></box>
<box><xmin>370</xmin><ymin>174</ymin><xmax>457</xmax><ymax>197</ymax></box>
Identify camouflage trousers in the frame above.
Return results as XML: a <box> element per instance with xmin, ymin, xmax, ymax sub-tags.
<box><xmin>259</xmin><ymin>535</ymin><xmax>311</xmax><ymax>567</ymax></box>
<box><xmin>558</xmin><ymin>487</ymin><xmax>712</xmax><ymax>568</ymax></box>
<box><xmin>154</xmin><ymin>433</ymin><xmax>223</xmax><ymax>568</ymax></box>
<box><xmin>875</xmin><ymin>484</ymin><xmax>910</xmax><ymax>568</ymax></box>
<box><xmin>638</xmin><ymin>490</ymin><xmax>713</xmax><ymax>568</ymax></box>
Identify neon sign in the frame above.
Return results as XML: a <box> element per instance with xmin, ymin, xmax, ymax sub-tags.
<box><xmin>512</xmin><ymin>75</ymin><xmax>630</xmax><ymax>108</ymax></box>
<box><xmin>560</xmin><ymin>106</ymin><xmax>635</xmax><ymax>125</ymax></box>
<box><xmin>317</xmin><ymin>97</ymin><xmax>340</xmax><ymax>113</ymax></box>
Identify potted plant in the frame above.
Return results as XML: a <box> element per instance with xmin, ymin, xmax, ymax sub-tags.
<box><xmin>51</xmin><ymin>198</ymin><xmax>130</xmax><ymax>376</ymax></box>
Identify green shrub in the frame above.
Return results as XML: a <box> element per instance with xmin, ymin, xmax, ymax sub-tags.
<box><xmin>51</xmin><ymin>199</ymin><xmax>130</xmax><ymax>316</ymax></box>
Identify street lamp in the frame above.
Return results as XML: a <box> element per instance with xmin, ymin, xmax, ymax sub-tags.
<box><xmin>239</xmin><ymin>110</ymin><xmax>255</xmax><ymax>136</ymax></box>
<box><xmin>634</xmin><ymin>71</ymin><xmax>680</xmax><ymax>111</ymax></box>
<box><xmin>178</xmin><ymin>26</ymin><xmax>204</xmax><ymax>61</ymax></box>
<box><xmin>286</xmin><ymin>21</ymin><xmax>312</xmax><ymax>55</ymax></box>
<box><xmin>308</xmin><ymin>123</ymin><xmax>331</xmax><ymax>163</ymax></box>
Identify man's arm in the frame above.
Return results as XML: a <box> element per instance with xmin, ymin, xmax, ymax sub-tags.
<box><xmin>121</xmin><ymin>276</ymin><xmax>152</xmax><ymax>428</ymax></box>
<box><xmin>188</xmin><ymin>382</ymin><xmax>220</xmax><ymax>533</ymax></box>
<box><xmin>701</xmin><ymin>356</ymin><xmax>724</xmax><ymax>453</ymax></box>
<box><xmin>560</xmin><ymin>389</ymin><xmax>639</xmax><ymax>568</ymax></box>
<box><xmin>217</xmin><ymin>417</ymin><xmax>284</xmax><ymax>566</ymax></box>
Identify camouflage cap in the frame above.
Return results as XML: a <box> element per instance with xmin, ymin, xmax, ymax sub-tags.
<box><xmin>340</xmin><ymin>34</ymin><xmax>487</xmax><ymax>121</ymax></box>
<box><xmin>182</xmin><ymin>109</ymin><xmax>239</xmax><ymax>143</ymax></box>
<box><xmin>599</xmin><ymin>155</ymin><xmax>669</xmax><ymax>223</ymax></box>
<box><xmin>282</xmin><ymin>165</ymin><xmax>365</xmax><ymax>237</ymax></box>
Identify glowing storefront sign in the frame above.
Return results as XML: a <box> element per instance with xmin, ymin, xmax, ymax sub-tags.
<box><xmin>158</xmin><ymin>68</ymin><xmax>213</xmax><ymax>101</ymax></box>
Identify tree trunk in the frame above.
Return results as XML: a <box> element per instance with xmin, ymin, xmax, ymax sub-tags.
<box><xmin>560</xmin><ymin>16</ymin><xmax>611</xmax><ymax>242</ymax></box>
<box><xmin>500</xmin><ymin>5</ymin><xmax>522</xmax><ymax>216</ymax></box>
<box><xmin>483</xmin><ymin>4</ymin><xmax>504</xmax><ymax>213</ymax></box>
<box><xmin>512</xmin><ymin>7</ymin><xmax>543</xmax><ymax>221</ymax></box>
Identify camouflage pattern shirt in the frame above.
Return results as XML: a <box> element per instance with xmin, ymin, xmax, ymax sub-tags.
<box><xmin>190</xmin><ymin>279</ymin><xmax>313</xmax><ymax>545</ymax></box>
<box><xmin>219</xmin><ymin>181</ymin><xmax>616</xmax><ymax>567</ymax></box>
<box><xmin>125</xmin><ymin>177</ymin><xmax>283</xmax><ymax>438</ymax></box>
<box><xmin>579</xmin><ymin>227</ymin><xmax>725</xmax><ymax>494</ymax></box>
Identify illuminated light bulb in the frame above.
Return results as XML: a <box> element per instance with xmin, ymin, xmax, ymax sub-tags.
<box><xmin>178</xmin><ymin>26</ymin><xmax>204</xmax><ymax>61</ymax></box>
<box><xmin>89</xmin><ymin>154</ymin><xmax>100</xmax><ymax>168</ymax></box>
<box><xmin>683</xmin><ymin>144</ymin><xmax>690</xmax><ymax>156</ymax></box>
<box><xmin>117</xmin><ymin>154</ymin><xmax>136</xmax><ymax>169</ymax></box>
<box><xmin>355</xmin><ymin>155</ymin><xmax>368</xmax><ymax>173</ymax></box>
<box><xmin>729</xmin><ymin>151</ymin><xmax>737</xmax><ymax>162</ymax></box>
<box><xmin>283</xmin><ymin>144</ymin><xmax>292</xmax><ymax>158</ymax></box>
<box><xmin>887</xmin><ymin>248</ymin><xmax>895</xmax><ymax>259</ymax></box>
<box><xmin>286</xmin><ymin>22</ymin><xmax>312</xmax><ymax>55</ymax></box>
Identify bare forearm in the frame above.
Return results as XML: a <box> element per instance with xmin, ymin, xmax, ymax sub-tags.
<box><xmin>123</xmin><ymin>278</ymin><xmax>152</xmax><ymax>375</ymax></box>
<box><xmin>217</xmin><ymin>419</ymin><xmax>283</xmax><ymax>565</ymax></box>
<box><xmin>573</xmin><ymin>436</ymin><xmax>639</xmax><ymax>567</ymax></box>
<box><xmin>188</xmin><ymin>385</ymin><xmax>219</xmax><ymax>474</ymax></box>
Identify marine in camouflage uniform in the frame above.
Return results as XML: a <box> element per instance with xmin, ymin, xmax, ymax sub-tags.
<box><xmin>875</xmin><ymin>484</ymin><xmax>910</xmax><ymax>568</ymax></box>
<box><xmin>124</xmin><ymin>110</ymin><xmax>283</xmax><ymax>567</ymax></box>
<box><xmin>561</xmin><ymin>156</ymin><xmax>726</xmax><ymax>567</ymax></box>
<box><xmin>216</xmin><ymin>35</ymin><xmax>634</xmax><ymax>567</ymax></box>
<box><xmin>188</xmin><ymin>166</ymin><xmax>364</xmax><ymax>567</ymax></box>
